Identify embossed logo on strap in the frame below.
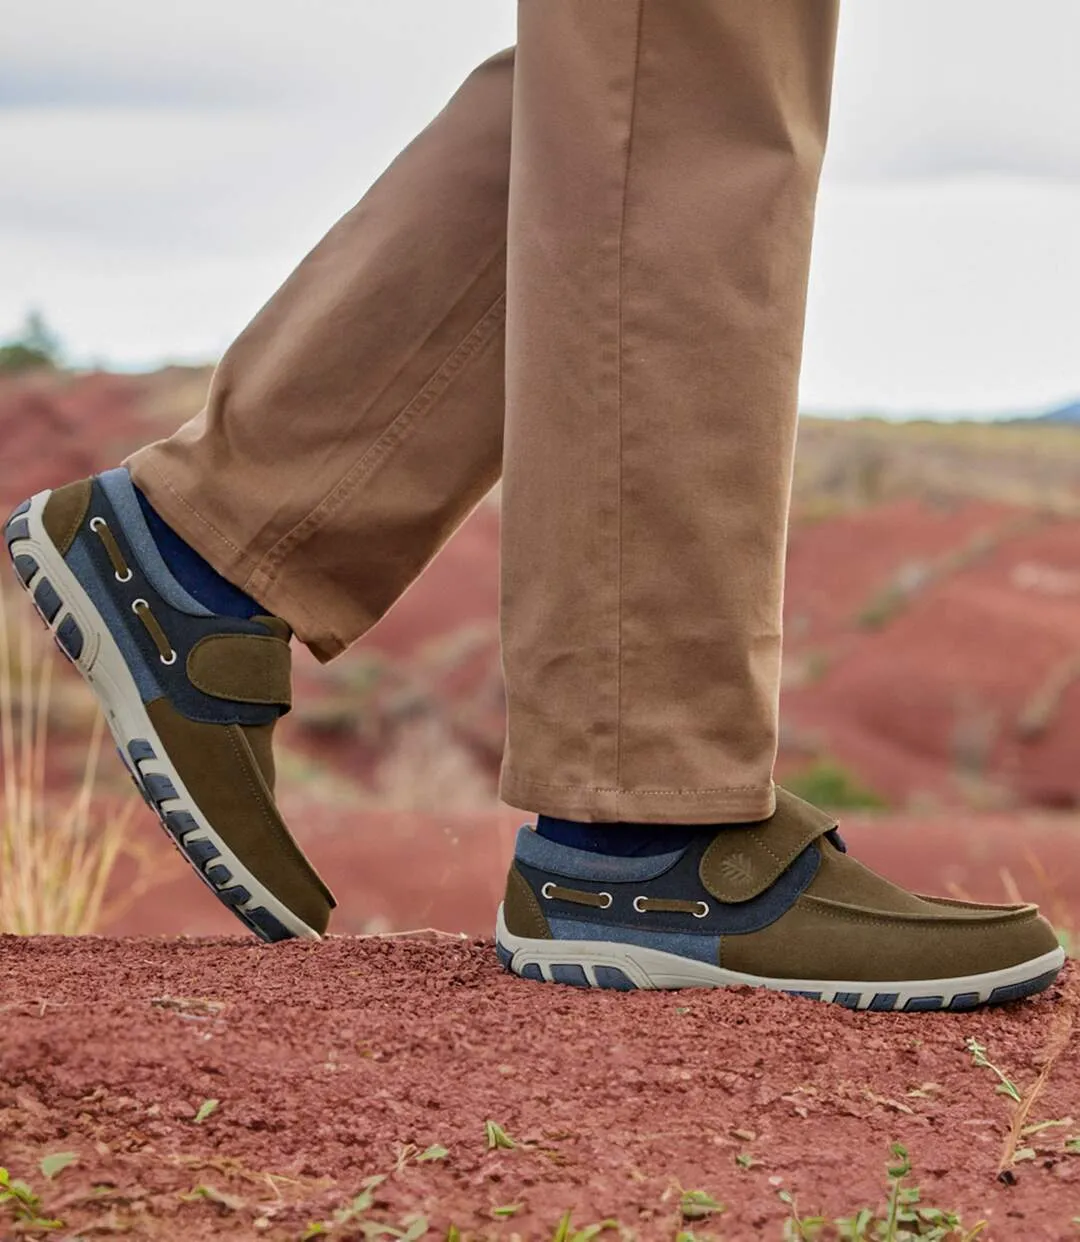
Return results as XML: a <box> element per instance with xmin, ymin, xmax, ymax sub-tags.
<box><xmin>699</xmin><ymin>788</ymin><xmax>836</xmax><ymax>903</ymax></box>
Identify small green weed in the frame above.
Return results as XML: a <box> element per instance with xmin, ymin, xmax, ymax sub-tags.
<box><xmin>680</xmin><ymin>1188</ymin><xmax>724</xmax><ymax>1220</ymax></box>
<box><xmin>417</xmin><ymin>1144</ymin><xmax>449</xmax><ymax>1163</ymax></box>
<box><xmin>394</xmin><ymin>1142</ymin><xmax>450</xmax><ymax>1171</ymax></box>
<box><xmin>779</xmin><ymin>1189</ymin><xmax>827</xmax><ymax>1240</ymax></box>
<box><xmin>38</xmin><ymin>1152</ymin><xmax>77</xmax><ymax>1181</ymax></box>
<box><xmin>0</xmin><ymin>1166</ymin><xmax>63</xmax><ymax>1231</ymax></box>
<box><xmin>967</xmin><ymin>1029</ymin><xmax>1072</xmax><ymax>1175</ymax></box>
<box><xmin>193</xmin><ymin>1097</ymin><xmax>221</xmax><ymax>1124</ymax></box>
<box><xmin>549</xmin><ymin>1211</ymin><xmax>619</xmax><ymax>1241</ymax></box>
<box><xmin>484</xmin><ymin>1120</ymin><xmax>516</xmax><ymax>1150</ymax></box>
<box><xmin>966</xmin><ymin>1038</ymin><xmax>1021</xmax><ymax>1102</ymax></box>
<box><xmin>779</xmin><ymin>1144</ymin><xmax>985</xmax><ymax>1240</ymax></box>
<box><xmin>301</xmin><ymin>1173</ymin><xmax>427</xmax><ymax>1239</ymax></box>
<box><xmin>181</xmin><ymin>1183</ymin><xmax>246</xmax><ymax>1212</ymax></box>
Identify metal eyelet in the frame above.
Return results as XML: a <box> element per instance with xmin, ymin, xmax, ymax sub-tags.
<box><xmin>541</xmin><ymin>882</ymin><xmax>556</xmax><ymax>900</ymax></box>
<box><xmin>692</xmin><ymin>901</ymin><xmax>710</xmax><ymax>919</ymax></box>
<box><xmin>633</xmin><ymin>895</ymin><xmax>648</xmax><ymax>913</ymax></box>
<box><xmin>89</xmin><ymin>516</ymin><xmax>106</xmax><ymax>532</ymax></box>
<box><xmin>115</xmin><ymin>568</ymin><xmax>133</xmax><ymax>583</ymax></box>
<box><xmin>160</xmin><ymin>650</ymin><xmax>178</xmax><ymax>666</ymax></box>
<box><xmin>597</xmin><ymin>891</ymin><xmax>613</xmax><ymax>910</ymax></box>
<box><xmin>131</xmin><ymin>598</ymin><xmax>148</xmax><ymax>613</ymax></box>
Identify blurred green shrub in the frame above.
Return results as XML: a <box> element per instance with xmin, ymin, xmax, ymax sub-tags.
<box><xmin>785</xmin><ymin>759</ymin><xmax>887</xmax><ymax>810</ymax></box>
<box><xmin>0</xmin><ymin>311</ymin><xmax>63</xmax><ymax>374</ymax></box>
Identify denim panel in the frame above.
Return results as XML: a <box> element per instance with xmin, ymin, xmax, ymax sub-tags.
<box><xmin>514</xmin><ymin>825</ymin><xmax>686</xmax><ymax>882</ymax></box>
<box><xmin>96</xmin><ymin>468</ymin><xmax>213</xmax><ymax>616</ymax></box>
<box><xmin>67</xmin><ymin>535</ymin><xmax>163</xmax><ymax>701</ymax></box>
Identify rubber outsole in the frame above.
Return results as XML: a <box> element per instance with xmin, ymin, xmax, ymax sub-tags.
<box><xmin>494</xmin><ymin>905</ymin><xmax>1065</xmax><ymax>1010</ymax></box>
<box><xmin>4</xmin><ymin>491</ymin><xmax>319</xmax><ymax>943</ymax></box>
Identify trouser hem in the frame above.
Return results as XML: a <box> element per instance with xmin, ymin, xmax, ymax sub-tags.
<box><xmin>499</xmin><ymin>771</ymin><xmax>777</xmax><ymax>825</ymax></box>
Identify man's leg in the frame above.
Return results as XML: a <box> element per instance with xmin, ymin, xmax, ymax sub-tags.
<box><xmin>3</xmin><ymin>51</ymin><xmax>516</xmax><ymax>940</ymax></box>
<box><xmin>500</xmin><ymin>0</ymin><xmax>838</xmax><ymax>824</ymax></box>
<box><xmin>494</xmin><ymin>0</ymin><xmax>1062</xmax><ymax>1006</ymax></box>
<box><xmin>127</xmin><ymin>50</ymin><xmax>515</xmax><ymax>663</ymax></box>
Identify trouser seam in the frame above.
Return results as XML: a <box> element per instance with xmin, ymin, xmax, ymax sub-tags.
<box><xmin>247</xmin><ymin>262</ymin><xmax>507</xmax><ymax>595</ymax></box>
<box><xmin>613</xmin><ymin>0</ymin><xmax>645</xmax><ymax>794</ymax></box>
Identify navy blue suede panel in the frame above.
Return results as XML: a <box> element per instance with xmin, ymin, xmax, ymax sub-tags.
<box><xmin>75</xmin><ymin>480</ymin><xmax>283</xmax><ymax>728</ymax></box>
<box><xmin>135</xmin><ymin>485</ymin><xmax>260</xmax><ymax>619</ymax></box>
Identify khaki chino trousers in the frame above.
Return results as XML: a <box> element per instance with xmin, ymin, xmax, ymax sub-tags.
<box><xmin>127</xmin><ymin>1</ymin><xmax>841</xmax><ymax>824</ymax></box>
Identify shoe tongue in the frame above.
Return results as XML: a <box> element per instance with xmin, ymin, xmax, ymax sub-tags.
<box><xmin>253</xmin><ymin>614</ymin><xmax>292</xmax><ymax>642</ymax></box>
<box><xmin>698</xmin><ymin>787</ymin><xmax>838</xmax><ymax>903</ymax></box>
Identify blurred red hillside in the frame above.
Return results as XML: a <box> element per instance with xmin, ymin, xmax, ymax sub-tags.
<box><xmin>4</xmin><ymin>366</ymin><xmax>1080</xmax><ymax>816</ymax></box>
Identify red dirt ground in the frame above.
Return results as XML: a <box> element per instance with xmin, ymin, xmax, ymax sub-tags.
<box><xmin>2</xmin><ymin>936</ymin><xmax>1078</xmax><ymax>1241</ymax></box>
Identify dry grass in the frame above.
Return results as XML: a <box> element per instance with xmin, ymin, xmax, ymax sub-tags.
<box><xmin>0</xmin><ymin>576</ymin><xmax>141</xmax><ymax>934</ymax></box>
<box><xmin>794</xmin><ymin>416</ymin><xmax>1080</xmax><ymax>519</ymax></box>
<box><xmin>1016</xmin><ymin>653</ymin><xmax>1080</xmax><ymax>741</ymax></box>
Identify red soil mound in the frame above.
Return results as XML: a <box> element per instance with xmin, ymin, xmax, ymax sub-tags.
<box><xmin>2</xmin><ymin>936</ymin><xmax>1077</xmax><ymax>1240</ymax></box>
<box><xmin>782</xmin><ymin>503</ymin><xmax>1080</xmax><ymax>809</ymax></box>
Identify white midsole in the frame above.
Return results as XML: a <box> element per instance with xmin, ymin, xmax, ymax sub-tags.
<box><xmin>13</xmin><ymin>490</ymin><xmax>320</xmax><ymax>940</ymax></box>
<box><xmin>495</xmin><ymin>904</ymin><xmax>1064</xmax><ymax>1006</ymax></box>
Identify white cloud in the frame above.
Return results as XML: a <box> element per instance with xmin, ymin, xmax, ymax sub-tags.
<box><xmin>803</xmin><ymin>177</ymin><xmax>1080</xmax><ymax>415</ymax></box>
<box><xmin>827</xmin><ymin>0</ymin><xmax>1080</xmax><ymax>182</ymax></box>
<box><xmin>0</xmin><ymin>1</ymin><xmax>514</xmax><ymax>108</ymax></box>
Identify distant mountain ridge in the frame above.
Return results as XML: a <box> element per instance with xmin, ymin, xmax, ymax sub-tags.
<box><xmin>1033</xmin><ymin>399</ymin><xmax>1080</xmax><ymax>424</ymax></box>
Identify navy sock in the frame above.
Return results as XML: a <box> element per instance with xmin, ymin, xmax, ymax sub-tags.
<box><xmin>134</xmin><ymin>486</ymin><xmax>261</xmax><ymax>619</ymax></box>
<box><xmin>535</xmin><ymin>815</ymin><xmax>709</xmax><ymax>857</ymax></box>
<box><xmin>536</xmin><ymin>811</ymin><xmax>846</xmax><ymax>857</ymax></box>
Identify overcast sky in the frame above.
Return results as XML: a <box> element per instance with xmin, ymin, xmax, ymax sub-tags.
<box><xmin>2</xmin><ymin>1</ymin><xmax>1079</xmax><ymax>416</ymax></box>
